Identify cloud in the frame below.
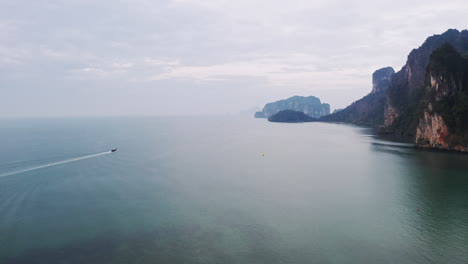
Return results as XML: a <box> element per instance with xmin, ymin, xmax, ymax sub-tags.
<box><xmin>0</xmin><ymin>0</ymin><xmax>467</xmax><ymax>116</ymax></box>
<box><xmin>149</xmin><ymin>55</ymin><xmax>372</xmax><ymax>89</ymax></box>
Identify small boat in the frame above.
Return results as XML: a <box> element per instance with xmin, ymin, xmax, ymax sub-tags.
<box><xmin>111</xmin><ymin>149</ymin><xmax>117</xmax><ymax>152</ymax></box>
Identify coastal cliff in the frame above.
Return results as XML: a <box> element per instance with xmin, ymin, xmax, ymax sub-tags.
<box><xmin>319</xmin><ymin>67</ymin><xmax>394</xmax><ymax>125</ymax></box>
<box><xmin>256</xmin><ymin>29</ymin><xmax>468</xmax><ymax>152</ymax></box>
<box><xmin>415</xmin><ymin>44</ymin><xmax>468</xmax><ymax>151</ymax></box>
<box><xmin>371</xmin><ymin>67</ymin><xmax>395</xmax><ymax>94</ymax></box>
<box><xmin>255</xmin><ymin>96</ymin><xmax>330</xmax><ymax>119</ymax></box>
<box><xmin>384</xmin><ymin>29</ymin><xmax>468</xmax><ymax>134</ymax></box>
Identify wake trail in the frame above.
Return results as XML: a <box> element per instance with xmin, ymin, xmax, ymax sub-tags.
<box><xmin>0</xmin><ymin>151</ymin><xmax>112</xmax><ymax>178</ymax></box>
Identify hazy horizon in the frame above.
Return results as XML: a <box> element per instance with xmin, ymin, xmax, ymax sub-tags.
<box><xmin>1</xmin><ymin>0</ymin><xmax>468</xmax><ymax>117</ymax></box>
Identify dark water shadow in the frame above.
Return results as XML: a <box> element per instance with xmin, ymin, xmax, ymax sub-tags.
<box><xmin>4</xmin><ymin>225</ymin><xmax>227</xmax><ymax>264</ymax></box>
<box><xmin>3</xmin><ymin>221</ymin><xmax>328</xmax><ymax>264</ymax></box>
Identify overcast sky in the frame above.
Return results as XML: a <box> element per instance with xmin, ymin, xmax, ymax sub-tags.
<box><xmin>1</xmin><ymin>0</ymin><xmax>467</xmax><ymax>117</ymax></box>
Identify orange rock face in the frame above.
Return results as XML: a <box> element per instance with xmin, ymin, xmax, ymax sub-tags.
<box><xmin>416</xmin><ymin>112</ymin><xmax>449</xmax><ymax>149</ymax></box>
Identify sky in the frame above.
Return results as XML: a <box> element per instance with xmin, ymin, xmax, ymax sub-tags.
<box><xmin>1</xmin><ymin>0</ymin><xmax>467</xmax><ymax>117</ymax></box>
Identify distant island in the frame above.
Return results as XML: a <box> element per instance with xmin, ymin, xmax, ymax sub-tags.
<box><xmin>268</xmin><ymin>110</ymin><xmax>317</xmax><ymax>123</ymax></box>
<box><xmin>255</xmin><ymin>96</ymin><xmax>330</xmax><ymax>119</ymax></box>
<box><xmin>259</xmin><ymin>29</ymin><xmax>468</xmax><ymax>152</ymax></box>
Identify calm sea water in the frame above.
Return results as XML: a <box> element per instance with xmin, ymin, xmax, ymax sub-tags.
<box><xmin>0</xmin><ymin>117</ymin><xmax>467</xmax><ymax>263</ymax></box>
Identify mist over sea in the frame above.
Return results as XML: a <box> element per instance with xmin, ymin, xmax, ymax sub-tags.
<box><xmin>1</xmin><ymin>116</ymin><xmax>468</xmax><ymax>263</ymax></box>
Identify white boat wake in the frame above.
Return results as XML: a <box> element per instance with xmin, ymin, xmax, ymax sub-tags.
<box><xmin>0</xmin><ymin>151</ymin><xmax>112</xmax><ymax>178</ymax></box>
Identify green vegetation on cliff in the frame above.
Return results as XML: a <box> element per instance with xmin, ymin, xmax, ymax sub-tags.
<box><xmin>385</xmin><ymin>87</ymin><xmax>425</xmax><ymax>136</ymax></box>
<box><xmin>429</xmin><ymin>43</ymin><xmax>468</xmax><ymax>134</ymax></box>
<box><xmin>319</xmin><ymin>91</ymin><xmax>387</xmax><ymax>125</ymax></box>
<box><xmin>319</xmin><ymin>67</ymin><xmax>394</xmax><ymax>126</ymax></box>
<box><xmin>384</xmin><ymin>29</ymin><xmax>468</xmax><ymax>136</ymax></box>
<box><xmin>268</xmin><ymin>110</ymin><xmax>316</xmax><ymax>123</ymax></box>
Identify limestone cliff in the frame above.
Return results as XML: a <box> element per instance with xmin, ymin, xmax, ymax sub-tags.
<box><xmin>371</xmin><ymin>67</ymin><xmax>395</xmax><ymax>94</ymax></box>
<box><xmin>415</xmin><ymin>43</ymin><xmax>468</xmax><ymax>151</ymax></box>
<box><xmin>384</xmin><ymin>29</ymin><xmax>468</xmax><ymax>133</ymax></box>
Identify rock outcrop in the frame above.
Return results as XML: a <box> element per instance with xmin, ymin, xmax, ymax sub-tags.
<box><xmin>371</xmin><ymin>67</ymin><xmax>395</xmax><ymax>94</ymax></box>
<box><xmin>255</xmin><ymin>96</ymin><xmax>330</xmax><ymax>119</ymax></box>
<box><xmin>319</xmin><ymin>67</ymin><xmax>394</xmax><ymax>125</ymax></box>
<box><xmin>268</xmin><ymin>110</ymin><xmax>317</xmax><ymax>123</ymax></box>
<box><xmin>415</xmin><ymin>43</ymin><xmax>468</xmax><ymax>151</ymax></box>
<box><xmin>384</xmin><ymin>29</ymin><xmax>468</xmax><ymax>133</ymax></box>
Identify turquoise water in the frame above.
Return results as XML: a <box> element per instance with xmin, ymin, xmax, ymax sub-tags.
<box><xmin>0</xmin><ymin>117</ymin><xmax>468</xmax><ymax>263</ymax></box>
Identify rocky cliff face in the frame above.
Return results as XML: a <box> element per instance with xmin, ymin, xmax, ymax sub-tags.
<box><xmin>384</xmin><ymin>29</ymin><xmax>468</xmax><ymax>132</ymax></box>
<box><xmin>371</xmin><ymin>67</ymin><xmax>395</xmax><ymax>94</ymax></box>
<box><xmin>255</xmin><ymin>96</ymin><xmax>330</xmax><ymax>118</ymax></box>
<box><xmin>415</xmin><ymin>43</ymin><xmax>468</xmax><ymax>151</ymax></box>
<box><xmin>319</xmin><ymin>67</ymin><xmax>394</xmax><ymax>125</ymax></box>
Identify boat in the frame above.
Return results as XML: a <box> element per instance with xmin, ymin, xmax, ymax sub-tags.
<box><xmin>111</xmin><ymin>149</ymin><xmax>117</xmax><ymax>152</ymax></box>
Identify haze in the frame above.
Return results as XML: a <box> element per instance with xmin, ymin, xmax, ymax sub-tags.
<box><xmin>1</xmin><ymin>0</ymin><xmax>467</xmax><ymax>117</ymax></box>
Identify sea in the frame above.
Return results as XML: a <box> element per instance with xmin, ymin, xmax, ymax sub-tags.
<box><xmin>0</xmin><ymin>116</ymin><xmax>467</xmax><ymax>263</ymax></box>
